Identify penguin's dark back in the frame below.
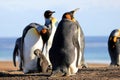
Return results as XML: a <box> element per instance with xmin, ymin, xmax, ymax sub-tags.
<box><xmin>52</xmin><ymin>19</ymin><xmax>77</xmax><ymax>48</ymax></box>
<box><xmin>50</xmin><ymin>19</ymin><xmax>78</xmax><ymax>65</ymax></box>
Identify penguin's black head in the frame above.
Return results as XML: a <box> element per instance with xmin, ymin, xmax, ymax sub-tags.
<box><xmin>62</xmin><ymin>8</ymin><xmax>79</xmax><ymax>21</ymax></box>
<box><xmin>109</xmin><ymin>29</ymin><xmax>120</xmax><ymax>43</ymax></box>
<box><xmin>111</xmin><ymin>29</ymin><xmax>120</xmax><ymax>36</ymax></box>
<box><xmin>62</xmin><ymin>12</ymin><xmax>73</xmax><ymax>20</ymax></box>
<box><xmin>44</xmin><ymin>10</ymin><xmax>55</xmax><ymax>19</ymax></box>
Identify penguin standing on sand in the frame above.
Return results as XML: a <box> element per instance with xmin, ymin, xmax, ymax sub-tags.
<box><xmin>108</xmin><ymin>29</ymin><xmax>120</xmax><ymax>66</ymax></box>
<box><xmin>20</xmin><ymin>10</ymin><xmax>56</xmax><ymax>73</ymax></box>
<box><xmin>49</xmin><ymin>8</ymin><xmax>86</xmax><ymax>77</ymax></box>
<box><xmin>42</xmin><ymin>10</ymin><xmax>58</xmax><ymax>66</ymax></box>
<box><xmin>13</xmin><ymin>37</ymin><xmax>22</xmax><ymax>70</ymax></box>
<box><xmin>73</xmin><ymin>14</ymin><xmax>87</xmax><ymax>68</ymax></box>
<box><xmin>21</xmin><ymin>23</ymin><xmax>48</xmax><ymax>73</ymax></box>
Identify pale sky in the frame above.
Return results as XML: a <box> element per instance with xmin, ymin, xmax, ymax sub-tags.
<box><xmin>0</xmin><ymin>0</ymin><xmax>120</xmax><ymax>37</ymax></box>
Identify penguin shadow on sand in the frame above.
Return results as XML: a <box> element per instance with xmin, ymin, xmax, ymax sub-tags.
<box><xmin>34</xmin><ymin>49</ymin><xmax>49</xmax><ymax>73</ymax></box>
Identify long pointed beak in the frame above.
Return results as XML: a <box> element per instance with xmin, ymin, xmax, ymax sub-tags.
<box><xmin>52</xmin><ymin>11</ymin><xmax>55</xmax><ymax>13</ymax></box>
<box><xmin>70</xmin><ymin>8</ymin><xmax>80</xmax><ymax>14</ymax></box>
<box><xmin>73</xmin><ymin>8</ymin><xmax>80</xmax><ymax>12</ymax></box>
<box><xmin>50</xmin><ymin>11</ymin><xmax>55</xmax><ymax>15</ymax></box>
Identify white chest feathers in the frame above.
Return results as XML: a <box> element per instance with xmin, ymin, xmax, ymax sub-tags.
<box><xmin>23</xmin><ymin>28</ymin><xmax>43</xmax><ymax>73</ymax></box>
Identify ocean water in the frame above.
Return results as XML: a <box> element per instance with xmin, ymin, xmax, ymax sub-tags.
<box><xmin>84</xmin><ymin>36</ymin><xmax>110</xmax><ymax>64</ymax></box>
<box><xmin>0</xmin><ymin>36</ymin><xmax>110</xmax><ymax>64</ymax></box>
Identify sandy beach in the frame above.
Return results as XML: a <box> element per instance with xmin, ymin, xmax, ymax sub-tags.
<box><xmin>0</xmin><ymin>61</ymin><xmax>120</xmax><ymax>80</ymax></box>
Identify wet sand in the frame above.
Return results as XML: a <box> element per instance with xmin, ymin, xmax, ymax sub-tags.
<box><xmin>0</xmin><ymin>61</ymin><xmax>120</xmax><ymax>80</ymax></box>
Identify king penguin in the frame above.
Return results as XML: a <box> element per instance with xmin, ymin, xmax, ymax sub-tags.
<box><xmin>108</xmin><ymin>29</ymin><xmax>120</xmax><ymax>66</ymax></box>
<box><xmin>42</xmin><ymin>10</ymin><xmax>58</xmax><ymax>66</ymax></box>
<box><xmin>49</xmin><ymin>8</ymin><xmax>86</xmax><ymax>77</ymax></box>
<box><xmin>21</xmin><ymin>23</ymin><xmax>47</xmax><ymax>73</ymax></box>
<box><xmin>21</xmin><ymin>10</ymin><xmax>56</xmax><ymax>74</ymax></box>
<box><xmin>70</xmin><ymin>9</ymin><xmax>87</xmax><ymax>68</ymax></box>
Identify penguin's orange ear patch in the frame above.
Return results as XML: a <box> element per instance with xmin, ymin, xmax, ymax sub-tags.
<box><xmin>113</xmin><ymin>36</ymin><xmax>117</xmax><ymax>42</ymax></box>
<box><xmin>65</xmin><ymin>14</ymin><xmax>71</xmax><ymax>20</ymax></box>
<box><xmin>41</xmin><ymin>29</ymin><xmax>47</xmax><ymax>34</ymax></box>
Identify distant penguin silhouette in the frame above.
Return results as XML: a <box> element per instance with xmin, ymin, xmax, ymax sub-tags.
<box><xmin>13</xmin><ymin>37</ymin><xmax>22</xmax><ymax>70</ymax></box>
<box><xmin>49</xmin><ymin>8</ymin><xmax>86</xmax><ymax>77</ymax></box>
<box><xmin>34</xmin><ymin>49</ymin><xmax>49</xmax><ymax>73</ymax></box>
<box><xmin>108</xmin><ymin>29</ymin><xmax>120</xmax><ymax>66</ymax></box>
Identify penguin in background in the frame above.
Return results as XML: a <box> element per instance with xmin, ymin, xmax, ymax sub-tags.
<box><xmin>20</xmin><ymin>10</ymin><xmax>55</xmax><ymax>74</ymax></box>
<box><xmin>42</xmin><ymin>10</ymin><xmax>58</xmax><ymax>66</ymax></box>
<box><xmin>108</xmin><ymin>29</ymin><xmax>120</xmax><ymax>66</ymax></box>
<box><xmin>49</xmin><ymin>8</ymin><xmax>86</xmax><ymax>77</ymax></box>
<box><xmin>72</xmin><ymin>11</ymin><xmax>87</xmax><ymax>68</ymax></box>
<box><xmin>13</xmin><ymin>37</ymin><xmax>22</xmax><ymax>71</ymax></box>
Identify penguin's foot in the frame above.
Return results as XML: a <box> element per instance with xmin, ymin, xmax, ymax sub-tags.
<box><xmin>62</xmin><ymin>73</ymin><xmax>76</xmax><ymax>77</ymax></box>
<box><xmin>110</xmin><ymin>64</ymin><xmax>119</xmax><ymax>67</ymax></box>
<box><xmin>63</xmin><ymin>73</ymin><xmax>71</xmax><ymax>77</ymax></box>
<box><xmin>82</xmin><ymin>65</ymin><xmax>87</xmax><ymax>68</ymax></box>
<box><xmin>50</xmin><ymin>71</ymin><xmax>64</xmax><ymax>77</ymax></box>
<box><xmin>18</xmin><ymin>67</ymin><xmax>23</xmax><ymax>71</ymax></box>
<box><xmin>116</xmin><ymin>64</ymin><xmax>120</xmax><ymax>66</ymax></box>
<box><xmin>63</xmin><ymin>71</ymin><xmax>76</xmax><ymax>77</ymax></box>
<box><xmin>48</xmin><ymin>65</ymin><xmax>52</xmax><ymax>70</ymax></box>
<box><xmin>81</xmin><ymin>63</ymin><xmax>88</xmax><ymax>68</ymax></box>
<box><xmin>116</xmin><ymin>63</ymin><xmax>120</xmax><ymax>66</ymax></box>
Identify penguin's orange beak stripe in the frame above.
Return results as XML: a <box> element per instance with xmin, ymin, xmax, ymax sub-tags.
<box><xmin>41</xmin><ymin>29</ymin><xmax>47</xmax><ymax>34</ymax></box>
